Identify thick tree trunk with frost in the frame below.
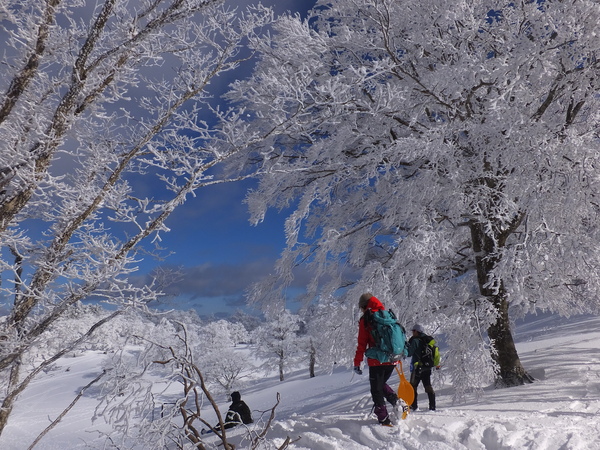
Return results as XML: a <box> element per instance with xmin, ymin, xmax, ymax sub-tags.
<box><xmin>487</xmin><ymin>294</ymin><xmax>533</xmax><ymax>386</ymax></box>
<box><xmin>470</xmin><ymin>220</ymin><xmax>533</xmax><ymax>386</ymax></box>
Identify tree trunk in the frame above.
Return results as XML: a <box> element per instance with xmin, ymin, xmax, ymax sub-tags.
<box><xmin>0</xmin><ymin>360</ymin><xmax>21</xmax><ymax>436</ymax></box>
<box><xmin>470</xmin><ymin>221</ymin><xmax>533</xmax><ymax>386</ymax></box>
<box><xmin>279</xmin><ymin>358</ymin><xmax>285</xmax><ymax>382</ymax></box>
<box><xmin>487</xmin><ymin>294</ymin><xmax>533</xmax><ymax>386</ymax></box>
<box><xmin>309</xmin><ymin>341</ymin><xmax>316</xmax><ymax>378</ymax></box>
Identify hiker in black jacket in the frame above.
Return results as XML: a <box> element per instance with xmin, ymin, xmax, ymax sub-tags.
<box><xmin>202</xmin><ymin>391</ymin><xmax>253</xmax><ymax>434</ymax></box>
<box><xmin>407</xmin><ymin>324</ymin><xmax>438</xmax><ymax>411</ymax></box>
<box><xmin>223</xmin><ymin>391</ymin><xmax>253</xmax><ymax>428</ymax></box>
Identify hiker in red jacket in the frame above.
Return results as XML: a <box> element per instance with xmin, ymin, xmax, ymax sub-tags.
<box><xmin>353</xmin><ymin>293</ymin><xmax>399</xmax><ymax>426</ymax></box>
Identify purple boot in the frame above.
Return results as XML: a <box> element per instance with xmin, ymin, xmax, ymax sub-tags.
<box><xmin>374</xmin><ymin>404</ymin><xmax>392</xmax><ymax>426</ymax></box>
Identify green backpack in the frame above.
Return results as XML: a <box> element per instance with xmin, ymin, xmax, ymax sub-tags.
<box><xmin>416</xmin><ymin>335</ymin><xmax>441</xmax><ymax>369</ymax></box>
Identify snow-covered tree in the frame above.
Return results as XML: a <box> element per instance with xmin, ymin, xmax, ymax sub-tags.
<box><xmin>228</xmin><ymin>0</ymin><xmax>600</xmax><ymax>388</ymax></box>
<box><xmin>225</xmin><ymin>320</ymin><xmax>251</xmax><ymax>346</ymax></box>
<box><xmin>97</xmin><ymin>318</ymin><xmax>232</xmax><ymax>449</ymax></box>
<box><xmin>231</xmin><ymin>310</ymin><xmax>263</xmax><ymax>342</ymax></box>
<box><xmin>97</xmin><ymin>314</ymin><xmax>287</xmax><ymax>450</ymax></box>
<box><xmin>254</xmin><ymin>309</ymin><xmax>300</xmax><ymax>381</ymax></box>
<box><xmin>0</xmin><ymin>0</ymin><xmax>273</xmax><ymax>435</ymax></box>
<box><xmin>299</xmin><ymin>298</ymin><xmax>357</xmax><ymax>377</ymax></box>
<box><xmin>202</xmin><ymin>347</ymin><xmax>251</xmax><ymax>394</ymax></box>
<box><xmin>198</xmin><ymin>319</ymin><xmax>251</xmax><ymax>393</ymax></box>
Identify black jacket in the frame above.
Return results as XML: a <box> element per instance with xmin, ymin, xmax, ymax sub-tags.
<box><xmin>408</xmin><ymin>334</ymin><xmax>428</xmax><ymax>370</ymax></box>
<box><xmin>224</xmin><ymin>400</ymin><xmax>253</xmax><ymax>429</ymax></box>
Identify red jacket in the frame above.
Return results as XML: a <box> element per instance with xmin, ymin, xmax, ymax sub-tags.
<box><xmin>353</xmin><ymin>296</ymin><xmax>397</xmax><ymax>367</ymax></box>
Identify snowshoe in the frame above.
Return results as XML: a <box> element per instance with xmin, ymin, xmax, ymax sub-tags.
<box><xmin>380</xmin><ymin>417</ymin><xmax>393</xmax><ymax>427</ymax></box>
<box><xmin>392</xmin><ymin>400</ymin><xmax>410</xmax><ymax>420</ymax></box>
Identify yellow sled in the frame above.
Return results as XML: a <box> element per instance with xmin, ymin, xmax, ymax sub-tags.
<box><xmin>396</xmin><ymin>361</ymin><xmax>414</xmax><ymax>419</ymax></box>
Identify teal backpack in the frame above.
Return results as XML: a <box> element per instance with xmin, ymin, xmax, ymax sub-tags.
<box><xmin>364</xmin><ymin>309</ymin><xmax>408</xmax><ymax>363</ymax></box>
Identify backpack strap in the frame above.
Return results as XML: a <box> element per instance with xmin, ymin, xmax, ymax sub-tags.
<box><xmin>414</xmin><ymin>335</ymin><xmax>430</xmax><ymax>362</ymax></box>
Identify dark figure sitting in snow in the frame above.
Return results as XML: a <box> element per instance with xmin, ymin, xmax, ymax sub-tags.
<box><xmin>202</xmin><ymin>391</ymin><xmax>253</xmax><ymax>434</ymax></box>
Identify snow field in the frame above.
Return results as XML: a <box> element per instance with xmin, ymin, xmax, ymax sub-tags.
<box><xmin>2</xmin><ymin>314</ymin><xmax>600</xmax><ymax>449</ymax></box>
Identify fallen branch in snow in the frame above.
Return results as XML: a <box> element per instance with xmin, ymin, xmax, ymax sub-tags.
<box><xmin>28</xmin><ymin>370</ymin><xmax>107</xmax><ymax>450</ymax></box>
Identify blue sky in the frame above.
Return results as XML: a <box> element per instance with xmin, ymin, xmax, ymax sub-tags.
<box><xmin>133</xmin><ymin>0</ymin><xmax>318</xmax><ymax>318</ymax></box>
<box><xmin>134</xmin><ymin>180</ymin><xmax>292</xmax><ymax>317</ymax></box>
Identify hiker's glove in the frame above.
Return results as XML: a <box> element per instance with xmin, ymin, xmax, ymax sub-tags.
<box><xmin>353</xmin><ymin>366</ymin><xmax>363</xmax><ymax>375</ymax></box>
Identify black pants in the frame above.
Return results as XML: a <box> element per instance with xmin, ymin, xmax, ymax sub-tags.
<box><xmin>410</xmin><ymin>367</ymin><xmax>436</xmax><ymax>410</ymax></box>
<box><xmin>368</xmin><ymin>365</ymin><xmax>395</xmax><ymax>406</ymax></box>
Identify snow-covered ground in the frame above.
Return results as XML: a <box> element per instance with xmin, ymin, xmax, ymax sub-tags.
<box><xmin>2</xmin><ymin>313</ymin><xmax>600</xmax><ymax>449</ymax></box>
